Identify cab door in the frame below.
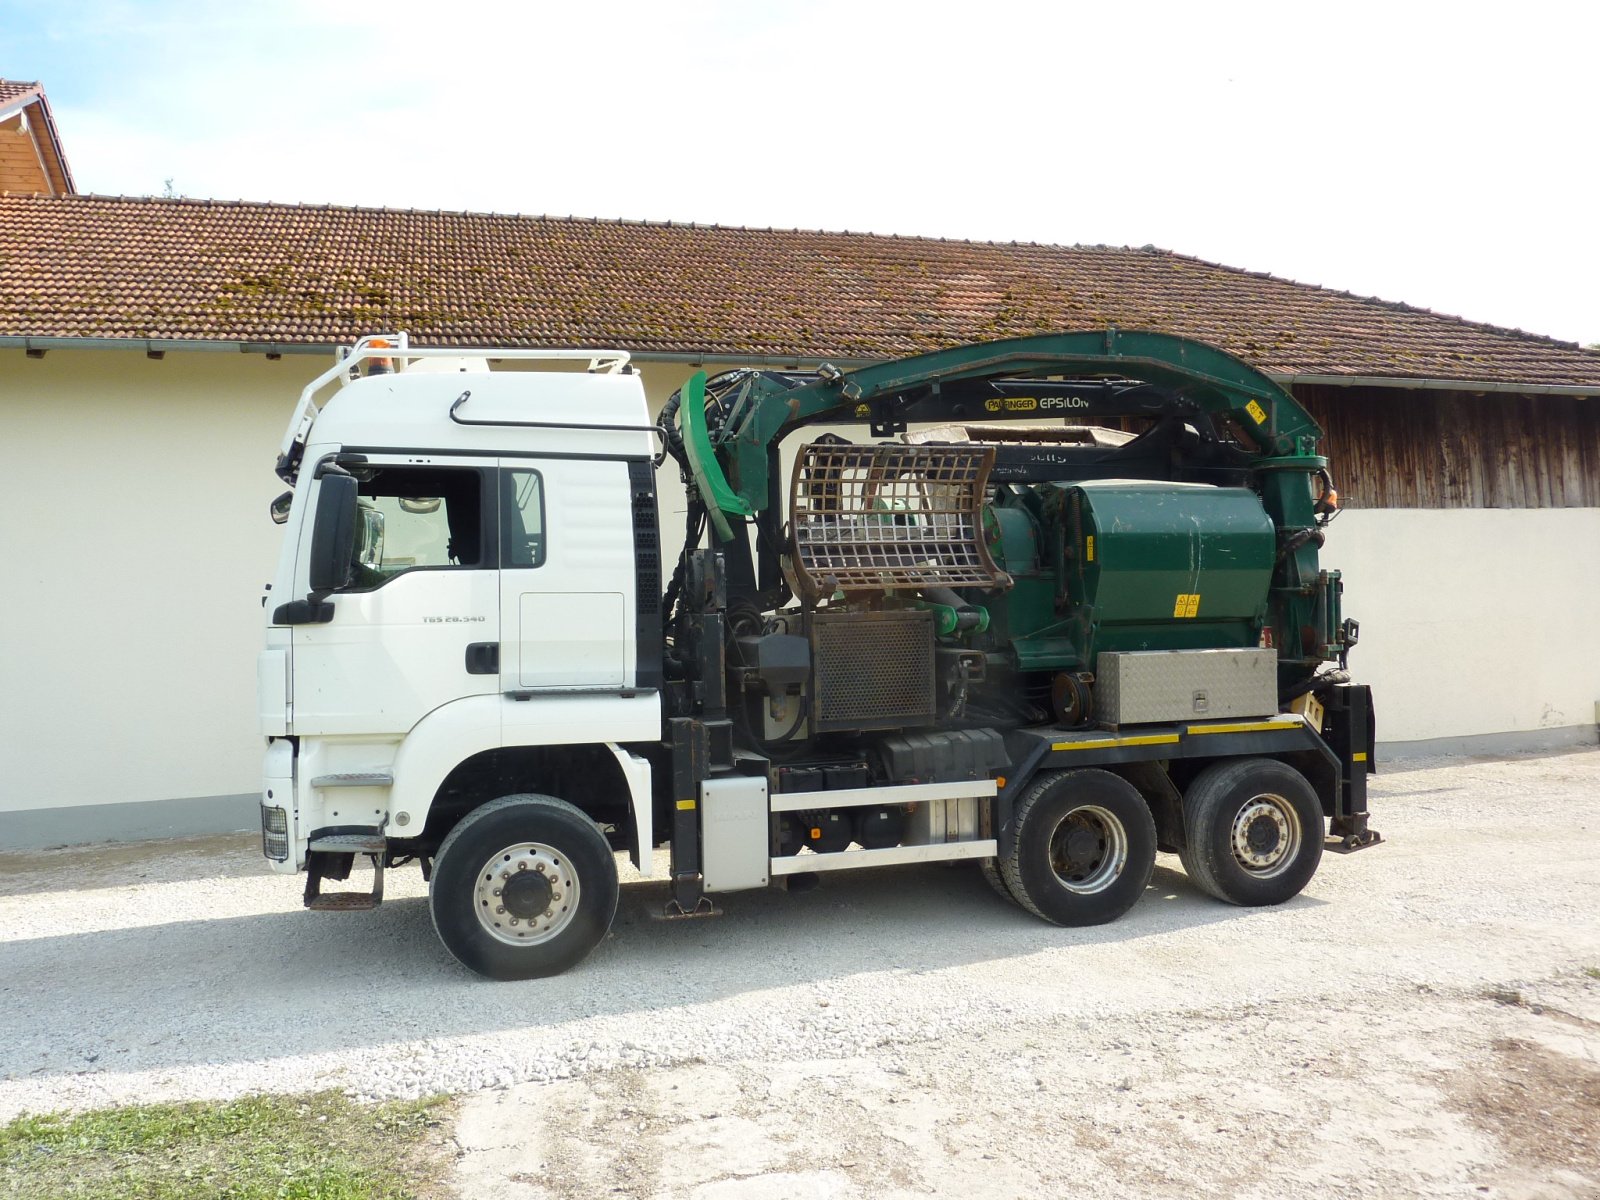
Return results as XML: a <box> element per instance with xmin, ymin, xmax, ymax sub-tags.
<box><xmin>290</xmin><ymin>457</ymin><xmax>500</xmax><ymax>736</ymax></box>
<box><xmin>498</xmin><ymin>458</ymin><xmax>635</xmax><ymax>692</ymax></box>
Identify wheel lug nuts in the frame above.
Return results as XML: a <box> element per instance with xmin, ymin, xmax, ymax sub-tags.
<box><xmin>517</xmin><ymin>862</ymin><xmax>527</xmax><ymax>871</ymax></box>
<box><xmin>536</xmin><ymin>863</ymin><xmax>546</xmax><ymax>873</ymax></box>
<box><xmin>493</xmin><ymin>888</ymin><xmax>502</xmax><ymax>897</ymax></box>
<box><xmin>496</xmin><ymin>905</ymin><xmax>505</xmax><ymax>914</ymax></box>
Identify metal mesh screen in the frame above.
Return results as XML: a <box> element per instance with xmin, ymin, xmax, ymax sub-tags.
<box><xmin>810</xmin><ymin>610</ymin><xmax>936</xmax><ymax>731</ymax></box>
<box><xmin>789</xmin><ymin>443</ymin><xmax>1004</xmax><ymax>603</ymax></box>
<box><xmin>261</xmin><ymin>804</ymin><xmax>289</xmax><ymax>862</ymax></box>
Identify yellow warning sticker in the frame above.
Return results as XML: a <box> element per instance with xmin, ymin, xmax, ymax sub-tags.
<box><xmin>1245</xmin><ymin>399</ymin><xmax>1267</xmax><ymax>425</ymax></box>
<box><xmin>1085</xmin><ymin>535</ymin><xmax>1095</xmax><ymax>562</ymax></box>
<box><xmin>1173</xmin><ymin>593</ymin><xmax>1201</xmax><ymax>618</ymax></box>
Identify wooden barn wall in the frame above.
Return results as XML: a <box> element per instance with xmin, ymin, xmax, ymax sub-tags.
<box><xmin>1291</xmin><ymin>384</ymin><xmax>1600</xmax><ymax>509</ymax></box>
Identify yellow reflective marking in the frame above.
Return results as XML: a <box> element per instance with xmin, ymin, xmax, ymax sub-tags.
<box><xmin>1186</xmin><ymin>720</ymin><xmax>1296</xmax><ymax>735</ymax></box>
<box><xmin>676</xmin><ymin>799</ymin><xmax>697</xmax><ymax>810</ymax></box>
<box><xmin>1173</xmin><ymin>593</ymin><xmax>1201</xmax><ymax>618</ymax></box>
<box><xmin>1052</xmin><ymin>734</ymin><xmax>1181</xmax><ymax>752</ymax></box>
<box><xmin>1246</xmin><ymin>399</ymin><xmax>1267</xmax><ymax>424</ymax></box>
<box><xmin>1085</xmin><ymin>535</ymin><xmax>1095</xmax><ymax>562</ymax></box>
<box><xmin>1352</xmin><ymin>752</ymin><xmax>1368</xmax><ymax>762</ymax></box>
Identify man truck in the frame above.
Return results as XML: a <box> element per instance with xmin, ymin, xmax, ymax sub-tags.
<box><xmin>258</xmin><ymin>330</ymin><xmax>1377</xmax><ymax>980</ymax></box>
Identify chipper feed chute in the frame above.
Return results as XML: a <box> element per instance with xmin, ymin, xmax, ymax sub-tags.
<box><xmin>786</xmin><ymin>441</ymin><xmax>1011</xmax><ymax>605</ymax></box>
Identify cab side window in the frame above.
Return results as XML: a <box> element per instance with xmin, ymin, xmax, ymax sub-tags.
<box><xmin>500</xmin><ymin>469</ymin><xmax>546</xmax><ymax>568</ymax></box>
<box><xmin>341</xmin><ymin>466</ymin><xmax>486</xmax><ymax>593</ymax></box>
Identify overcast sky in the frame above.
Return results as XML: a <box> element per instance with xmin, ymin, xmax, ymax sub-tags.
<box><xmin>6</xmin><ymin>0</ymin><xmax>1596</xmax><ymax>345</ymax></box>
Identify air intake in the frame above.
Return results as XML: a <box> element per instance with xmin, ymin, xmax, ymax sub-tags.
<box><xmin>808</xmin><ymin>609</ymin><xmax>936</xmax><ymax>732</ymax></box>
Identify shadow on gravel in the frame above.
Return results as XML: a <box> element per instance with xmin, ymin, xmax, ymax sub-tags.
<box><xmin>0</xmin><ymin>857</ymin><xmax>1319</xmax><ymax>1091</ymax></box>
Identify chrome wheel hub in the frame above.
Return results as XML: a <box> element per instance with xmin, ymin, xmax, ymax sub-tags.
<box><xmin>1048</xmin><ymin>805</ymin><xmax>1128</xmax><ymax>894</ymax></box>
<box><xmin>475</xmin><ymin>842</ymin><xmax>580</xmax><ymax>946</ymax></box>
<box><xmin>1230</xmin><ymin>795</ymin><xmax>1301</xmax><ymax>877</ymax></box>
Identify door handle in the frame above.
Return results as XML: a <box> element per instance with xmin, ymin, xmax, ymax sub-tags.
<box><xmin>465</xmin><ymin>642</ymin><xmax>499</xmax><ymax>675</ymax></box>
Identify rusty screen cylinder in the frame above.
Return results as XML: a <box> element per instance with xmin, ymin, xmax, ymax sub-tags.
<box><xmin>788</xmin><ymin>442</ymin><xmax>1007</xmax><ymax>604</ymax></box>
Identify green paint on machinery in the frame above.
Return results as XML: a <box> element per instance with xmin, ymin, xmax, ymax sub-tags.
<box><xmin>666</xmin><ymin>328</ymin><xmax>1357</xmax><ymax>707</ymax></box>
<box><xmin>982</xmin><ymin>480</ymin><xmax>1276</xmax><ymax>672</ymax></box>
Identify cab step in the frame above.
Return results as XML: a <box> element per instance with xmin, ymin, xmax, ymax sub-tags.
<box><xmin>306</xmin><ymin>891</ymin><xmax>382</xmax><ymax>912</ymax></box>
<box><xmin>310</xmin><ymin>772</ymin><xmax>394</xmax><ymax>789</ymax></box>
<box><xmin>308</xmin><ymin>833</ymin><xmax>387</xmax><ymax>854</ymax></box>
<box><xmin>303</xmin><ymin>848</ymin><xmax>384</xmax><ymax>911</ymax></box>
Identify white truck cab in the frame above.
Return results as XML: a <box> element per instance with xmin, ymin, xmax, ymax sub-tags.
<box><xmin>260</xmin><ymin>338</ymin><xmax>660</xmax><ymax>965</ymax></box>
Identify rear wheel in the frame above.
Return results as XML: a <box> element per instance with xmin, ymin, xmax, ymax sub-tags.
<box><xmin>1001</xmin><ymin>769</ymin><xmax>1157</xmax><ymax>926</ymax></box>
<box><xmin>430</xmin><ymin>793</ymin><xmax>619</xmax><ymax>980</ymax></box>
<box><xmin>979</xmin><ymin>856</ymin><xmax>1022</xmax><ymax>907</ymax></box>
<box><xmin>1178</xmin><ymin>758</ymin><xmax>1324</xmax><ymax>906</ymax></box>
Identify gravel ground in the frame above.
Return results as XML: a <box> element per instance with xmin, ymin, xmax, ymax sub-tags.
<box><xmin>3</xmin><ymin>749</ymin><xmax>1598</xmax><ymax>1199</ymax></box>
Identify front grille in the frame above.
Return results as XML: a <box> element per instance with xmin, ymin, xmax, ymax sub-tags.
<box><xmin>261</xmin><ymin>804</ymin><xmax>289</xmax><ymax>861</ymax></box>
<box><xmin>809</xmin><ymin>609</ymin><xmax>935</xmax><ymax>732</ymax></box>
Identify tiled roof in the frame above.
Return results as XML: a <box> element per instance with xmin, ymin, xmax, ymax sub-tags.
<box><xmin>1</xmin><ymin>194</ymin><xmax>1597</xmax><ymax>389</ymax></box>
<box><xmin>0</xmin><ymin>80</ymin><xmax>42</xmax><ymax>109</ymax></box>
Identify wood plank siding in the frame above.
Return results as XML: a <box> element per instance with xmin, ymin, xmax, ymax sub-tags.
<box><xmin>1295</xmin><ymin>384</ymin><xmax>1600</xmax><ymax>509</ymax></box>
<box><xmin>0</xmin><ymin>127</ymin><xmax>51</xmax><ymax>194</ymax></box>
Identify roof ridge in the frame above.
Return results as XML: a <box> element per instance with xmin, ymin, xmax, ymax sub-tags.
<box><xmin>1157</xmin><ymin>247</ymin><xmax>1590</xmax><ymax>353</ymax></box>
<box><xmin>29</xmin><ymin>193</ymin><xmax>1134</xmax><ymax>253</ymax></box>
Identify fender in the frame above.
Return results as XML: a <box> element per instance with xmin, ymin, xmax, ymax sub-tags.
<box><xmin>603</xmin><ymin>743</ymin><xmax>655</xmax><ymax>875</ymax></box>
<box><xmin>388</xmin><ymin>692</ymin><xmax>662</xmax><ymax>861</ymax></box>
<box><xmin>387</xmin><ymin>694</ymin><xmax>502</xmax><ymax>832</ymax></box>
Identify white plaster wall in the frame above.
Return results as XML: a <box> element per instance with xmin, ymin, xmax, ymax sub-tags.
<box><xmin>1</xmin><ymin>349</ymin><xmax>303</xmax><ymax>812</ymax></box>
<box><xmin>2</xmin><ymin>347</ymin><xmax>1595</xmax><ymax>822</ymax></box>
<box><xmin>1324</xmin><ymin>508</ymin><xmax>1600</xmax><ymax>744</ymax></box>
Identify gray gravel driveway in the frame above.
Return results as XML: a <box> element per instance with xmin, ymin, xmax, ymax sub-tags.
<box><xmin>3</xmin><ymin>749</ymin><xmax>1598</xmax><ymax>1198</ymax></box>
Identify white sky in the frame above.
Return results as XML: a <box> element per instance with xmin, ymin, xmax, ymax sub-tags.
<box><xmin>16</xmin><ymin>0</ymin><xmax>1600</xmax><ymax>345</ymax></box>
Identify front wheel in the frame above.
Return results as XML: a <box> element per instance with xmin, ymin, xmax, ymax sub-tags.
<box><xmin>1000</xmin><ymin>769</ymin><xmax>1157</xmax><ymax>926</ymax></box>
<box><xmin>1178</xmin><ymin>758</ymin><xmax>1324</xmax><ymax>907</ymax></box>
<box><xmin>430</xmin><ymin>794</ymin><xmax>619</xmax><ymax>981</ymax></box>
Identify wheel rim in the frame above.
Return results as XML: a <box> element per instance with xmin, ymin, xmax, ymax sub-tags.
<box><xmin>1229</xmin><ymin>793</ymin><xmax>1302</xmax><ymax>878</ymax></box>
<box><xmin>1047</xmin><ymin>804</ymin><xmax>1128</xmax><ymax>894</ymax></box>
<box><xmin>474</xmin><ymin>841</ymin><xmax>581</xmax><ymax>946</ymax></box>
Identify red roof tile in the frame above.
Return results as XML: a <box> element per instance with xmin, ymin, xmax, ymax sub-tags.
<box><xmin>1</xmin><ymin>194</ymin><xmax>1597</xmax><ymax>389</ymax></box>
<box><xmin>0</xmin><ymin>80</ymin><xmax>42</xmax><ymax>109</ymax></box>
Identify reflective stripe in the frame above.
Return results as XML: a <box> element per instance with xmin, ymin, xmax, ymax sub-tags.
<box><xmin>676</xmin><ymin>799</ymin><xmax>697</xmax><ymax>810</ymax></box>
<box><xmin>1185</xmin><ymin>720</ymin><xmax>1300</xmax><ymax>735</ymax></box>
<box><xmin>1051</xmin><ymin>734</ymin><xmax>1180</xmax><ymax>752</ymax></box>
<box><xmin>1352</xmin><ymin>752</ymin><xmax>1368</xmax><ymax>762</ymax></box>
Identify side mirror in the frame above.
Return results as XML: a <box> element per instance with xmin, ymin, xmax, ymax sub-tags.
<box><xmin>269</xmin><ymin>490</ymin><xmax>294</xmax><ymax>525</ymax></box>
<box><xmin>398</xmin><ymin>496</ymin><xmax>442</xmax><ymax>515</ymax></box>
<box><xmin>309</xmin><ymin>473</ymin><xmax>360</xmax><ymax>594</ymax></box>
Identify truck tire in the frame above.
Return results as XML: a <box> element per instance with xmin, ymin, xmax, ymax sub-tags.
<box><xmin>978</xmin><ymin>856</ymin><xmax>1022</xmax><ymax>908</ymax></box>
<box><xmin>1177</xmin><ymin>758</ymin><xmax>1323</xmax><ymax>907</ymax></box>
<box><xmin>1000</xmin><ymin>769</ymin><xmax>1157</xmax><ymax>926</ymax></box>
<box><xmin>430</xmin><ymin>793</ymin><xmax>619</xmax><ymax>981</ymax></box>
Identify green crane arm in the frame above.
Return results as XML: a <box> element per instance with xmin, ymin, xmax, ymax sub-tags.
<box><xmin>680</xmin><ymin>329</ymin><xmax>1323</xmax><ymax>531</ymax></box>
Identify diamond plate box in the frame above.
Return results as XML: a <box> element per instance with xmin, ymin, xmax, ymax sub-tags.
<box><xmin>1095</xmin><ymin>648</ymin><xmax>1278</xmax><ymax>725</ymax></box>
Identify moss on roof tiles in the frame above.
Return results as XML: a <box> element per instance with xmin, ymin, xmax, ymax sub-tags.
<box><xmin>1</xmin><ymin>194</ymin><xmax>1597</xmax><ymax>385</ymax></box>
